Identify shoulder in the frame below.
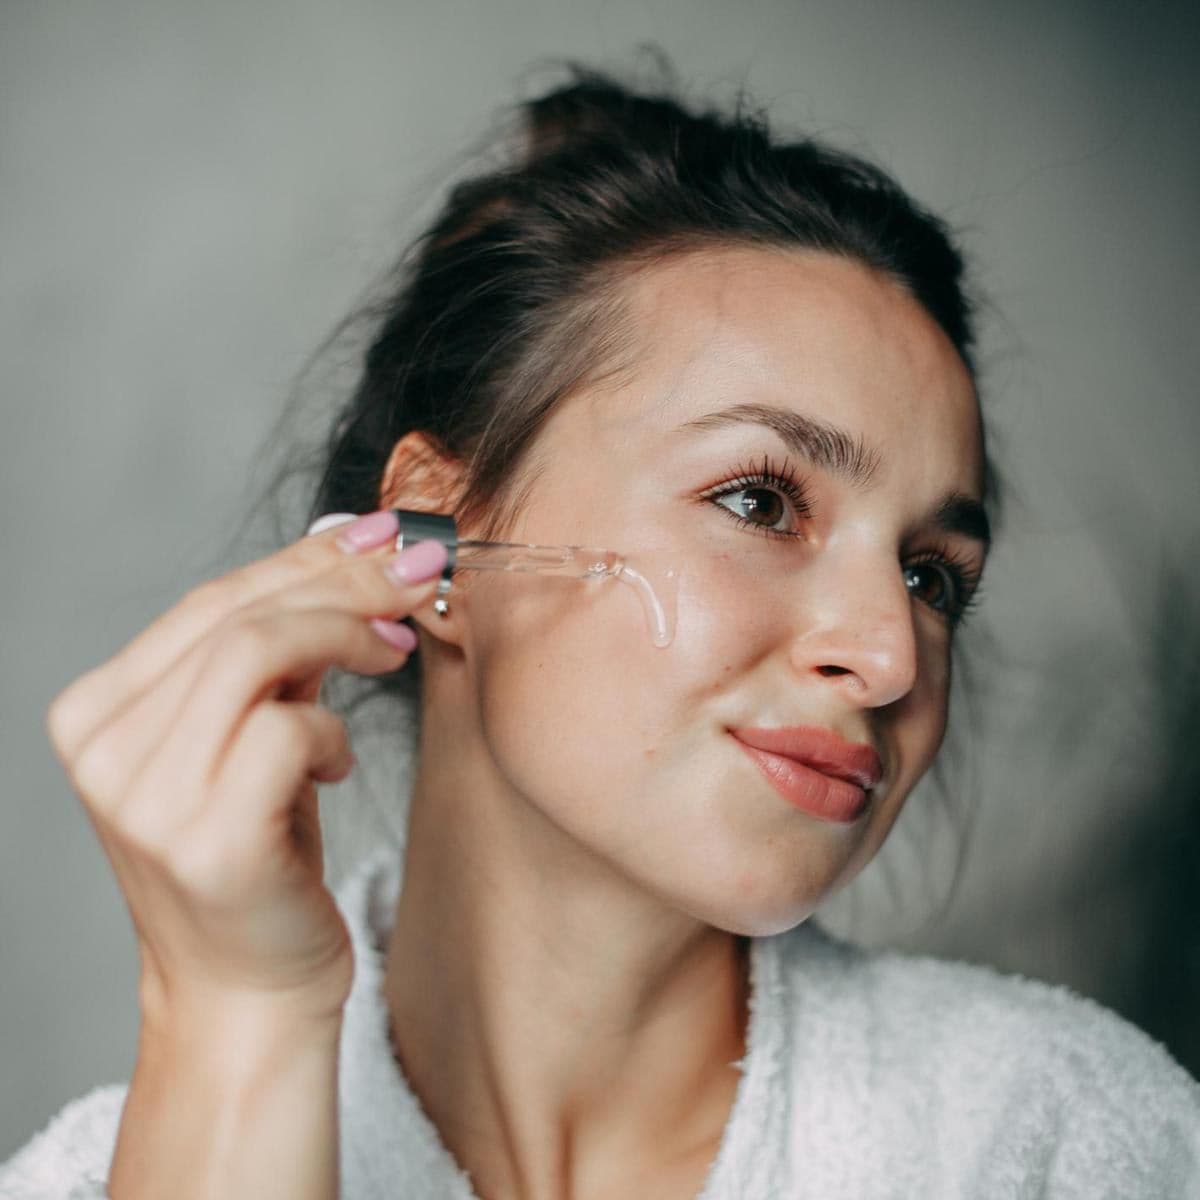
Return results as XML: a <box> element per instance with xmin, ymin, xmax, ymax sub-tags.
<box><xmin>769</xmin><ymin>925</ymin><xmax>1200</xmax><ymax>1197</ymax></box>
<box><xmin>0</xmin><ymin>1084</ymin><xmax>127</xmax><ymax>1199</ymax></box>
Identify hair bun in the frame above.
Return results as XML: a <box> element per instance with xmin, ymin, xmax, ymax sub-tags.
<box><xmin>523</xmin><ymin>76</ymin><xmax>635</xmax><ymax>163</ymax></box>
<box><xmin>517</xmin><ymin>60</ymin><xmax>685</xmax><ymax>167</ymax></box>
<box><xmin>433</xmin><ymin>66</ymin><xmax>679</xmax><ymax>252</ymax></box>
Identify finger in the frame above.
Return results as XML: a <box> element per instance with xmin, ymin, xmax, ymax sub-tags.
<box><xmin>46</xmin><ymin>513</ymin><xmax>406</xmax><ymax>762</ymax></box>
<box><xmin>143</xmin><ymin>542</ymin><xmax>437</xmax><ymax>713</ymax></box>
<box><xmin>135</xmin><ymin>606</ymin><xmax>424</xmax><ymax>810</ymax></box>
<box><xmin>98</xmin><ymin>700</ymin><xmax>349</xmax><ymax>883</ymax></box>
<box><xmin>213</xmin><ymin>702</ymin><xmax>353</xmax><ymax>825</ymax></box>
<box><xmin>54</xmin><ymin>526</ymin><xmax>445</xmax><ymax>806</ymax></box>
<box><xmin>131</xmin><ymin>705</ymin><xmax>347</xmax><ymax>916</ymax></box>
<box><xmin>73</xmin><ymin>572</ymin><xmax>429</xmax><ymax>815</ymax></box>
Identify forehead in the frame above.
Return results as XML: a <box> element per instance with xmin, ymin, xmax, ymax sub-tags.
<box><xmin>572</xmin><ymin>245</ymin><xmax>984</xmax><ymax>497</ymax></box>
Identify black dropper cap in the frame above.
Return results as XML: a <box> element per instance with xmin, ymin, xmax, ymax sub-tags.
<box><xmin>391</xmin><ymin>508</ymin><xmax>457</xmax><ymax>597</ymax></box>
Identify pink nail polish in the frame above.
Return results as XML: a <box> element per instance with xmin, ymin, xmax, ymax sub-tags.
<box><xmin>384</xmin><ymin>539</ymin><xmax>448</xmax><ymax>585</ymax></box>
<box><xmin>336</xmin><ymin>510</ymin><xmax>400</xmax><ymax>554</ymax></box>
<box><xmin>370</xmin><ymin>618</ymin><xmax>419</xmax><ymax>653</ymax></box>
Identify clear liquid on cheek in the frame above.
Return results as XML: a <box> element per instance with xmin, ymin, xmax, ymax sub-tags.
<box><xmin>612</xmin><ymin>558</ymin><xmax>680</xmax><ymax>648</ymax></box>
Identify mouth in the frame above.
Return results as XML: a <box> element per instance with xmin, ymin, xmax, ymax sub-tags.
<box><xmin>728</xmin><ymin>725</ymin><xmax>883</xmax><ymax>824</ymax></box>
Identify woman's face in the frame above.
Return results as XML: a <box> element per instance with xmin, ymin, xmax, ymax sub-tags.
<box><xmin>453</xmin><ymin>246</ymin><xmax>988</xmax><ymax>936</ymax></box>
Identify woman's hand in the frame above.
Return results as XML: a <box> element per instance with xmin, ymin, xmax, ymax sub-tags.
<box><xmin>45</xmin><ymin>510</ymin><xmax>446</xmax><ymax>1030</ymax></box>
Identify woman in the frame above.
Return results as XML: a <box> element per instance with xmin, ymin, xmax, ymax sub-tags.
<box><xmin>4</xmin><ymin>64</ymin><xmax>1197</xmax><ymax>1199</ymax></box>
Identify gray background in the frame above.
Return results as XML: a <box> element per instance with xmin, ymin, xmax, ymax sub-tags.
<box><xmin>3</xmin><ymin>0</ymin><xmax>1198</xmax><ymax>1161</ymax></box>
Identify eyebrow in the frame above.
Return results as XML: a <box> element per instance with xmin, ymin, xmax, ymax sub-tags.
<box><xmin>676</xmin><ymin>401</ymin><xmax>992</xmax><ymax>550</ymax></box>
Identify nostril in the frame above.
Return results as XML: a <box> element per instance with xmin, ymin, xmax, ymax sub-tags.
<box><xmin>816</xmin><ymin>665</ymin><xmax>852</xmax><ymax>677</ymax></box>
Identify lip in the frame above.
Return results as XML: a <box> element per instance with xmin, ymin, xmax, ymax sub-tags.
<box><xmin>729</xmin><ymin>725</ymin><xmax>883</xmax><ymax>824</ymax></box>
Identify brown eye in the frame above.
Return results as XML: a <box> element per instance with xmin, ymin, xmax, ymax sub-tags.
<box><xmin>702</xmin><ymin>457</ymin><xmax>815</xmax><ymax>540</ymax></box>
<box><xmin>904</xmin><ymin>562</ymin><xmax>954</xmax><ymax>613</ymax></box>
<box><xmin>710</xmin><ymin>484</ymin><xmax>793</xmax><ymax>533</ymax></box>
<box><xmin>736</xmin><ymin>487</ymin><xmax>786</xmax><ymax>527</ymax></box>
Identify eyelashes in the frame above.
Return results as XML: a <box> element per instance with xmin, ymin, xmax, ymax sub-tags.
<box><xmin>903</xmin><ymin>544</ymin><xmax>985</xmax><ymax>625</ymax></box>
<box><xmin>698</xmin><ymin>454</ymin><xmax>985</xmax><ymax>626</ymax></box>
<box><xmin>699</xmin><ymin>454</ymin><xmax>815</xmax><ymax>539</ymax></box>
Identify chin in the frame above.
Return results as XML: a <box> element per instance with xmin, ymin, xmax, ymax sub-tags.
<box><xmin>656</xmin><ymin>826</ymin><xmax>873</xmax><ymax>938</ymax></box>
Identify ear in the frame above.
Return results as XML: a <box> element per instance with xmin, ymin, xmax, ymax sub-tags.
<box><xmin>378</xmin><ymin>431</ymin><xmax>472</xmax><ymax>650</ymax></box>
<box><xmin>378</xmin><ymin>431</ymin><xmax>466</xmax><ymax>514</ymax></box>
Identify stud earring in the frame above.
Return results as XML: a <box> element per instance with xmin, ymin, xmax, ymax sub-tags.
<box><xmin>433</xmin><ymin>576</ymin><xmax>452</xmax><ymax>618</ymax></box>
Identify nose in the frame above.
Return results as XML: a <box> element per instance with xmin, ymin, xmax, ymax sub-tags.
<box><xmin>787</xmin><ymin>551</ymin><xmax>919</xmax><ymax>708</ymax></box>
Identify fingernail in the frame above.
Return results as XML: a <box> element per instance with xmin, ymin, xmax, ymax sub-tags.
<box><xmin>306</xmin><ymin>512</ymin><xmax>358</xmax><ymax>536</ymax></box>
<box><xmin>335</xmin><ymin>510</ymin><xmax>401</xmax><ymax>554</ymax></box>
<box><xmin>370</xmin><ymin>618</ymin><xmax>419</xmax><ymax>653</ymax></box>
<box><xmin>384</xmin><ymin>539</ymin><xmax>448</xmax><ymax>586</ymax></box>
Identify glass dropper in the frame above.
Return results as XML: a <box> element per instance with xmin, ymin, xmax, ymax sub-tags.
<box><xmin>455</xmin><ymin>539</ymin><xmax>676</xmax><ymax>648</ymax></box>
<box><xmin>390</xmin><ymin>509</ymin><xmax>678</xmax><ymax>649</ymax></box>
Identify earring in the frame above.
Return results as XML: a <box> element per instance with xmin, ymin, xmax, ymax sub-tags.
<box><xmin>433</xmin><ymin>576</ymin><xmax>452</xmax><ymax>618</ymax></box>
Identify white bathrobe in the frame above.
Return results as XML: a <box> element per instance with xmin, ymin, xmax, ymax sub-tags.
<box><xmin>3</xmin><ymin>847</ymin><xmax>1198</xmax><ymax>1198</ymax></box>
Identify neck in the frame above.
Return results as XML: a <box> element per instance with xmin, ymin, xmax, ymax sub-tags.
<box><xmin>381</xmin><ymin>691</ymin><xmax>750</xmax><ymax>1200</ymax></box>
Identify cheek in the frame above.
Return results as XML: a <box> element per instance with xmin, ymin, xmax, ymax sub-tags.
<box><xmin>465</xmin><ymin>572</ymin><xmax>676</xmax><ymax>797</ymax></box>
<box><xmin>913</xmin><ymin>634</ymin><xmax>953</xmax><ymax>759</ymax></box>
<box><xmin>462</xmin><ymin>555</ymin><xmax>761</xmax><ymax>802</ymax></box>
<box><xmin>670</xmin><ymin>551</ymin><xmax>781</xmax><ymax>680</ymax></box>
<box><xmin>880</xmin><ymin>633</ymin><xmax>952</xmax><ymax>808</ymax></box>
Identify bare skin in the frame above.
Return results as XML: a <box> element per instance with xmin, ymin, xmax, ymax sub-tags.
<box><xmin>380</xmin><ymin>247</ymin><xmax>987</xmax><ymax>1199</ymax></box>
